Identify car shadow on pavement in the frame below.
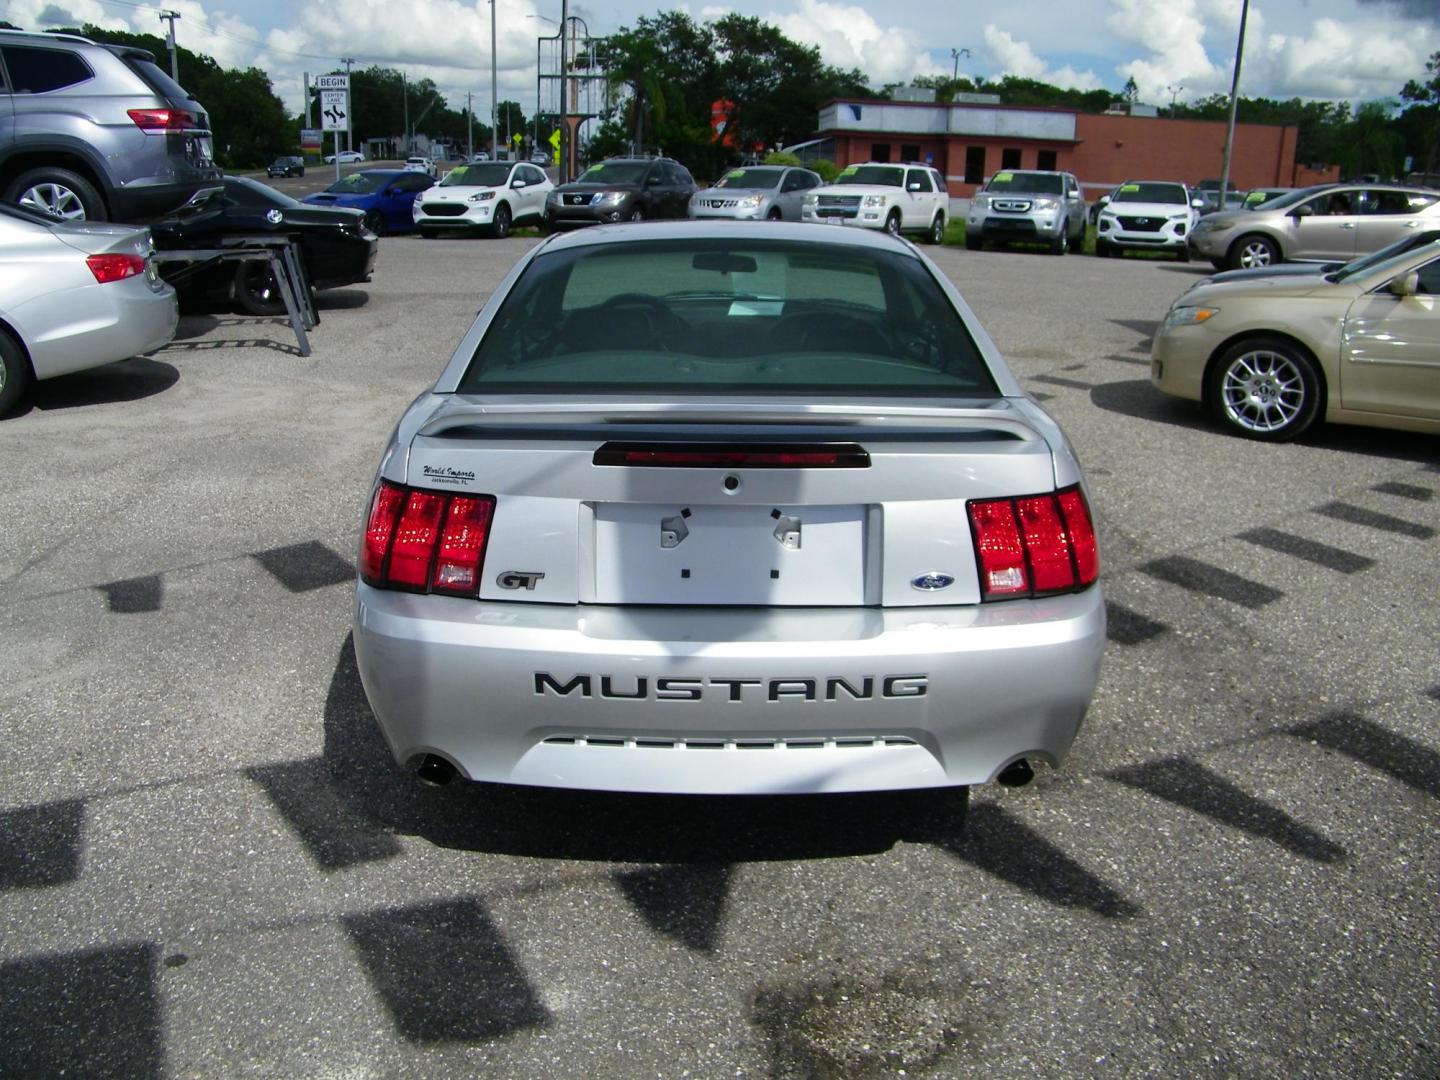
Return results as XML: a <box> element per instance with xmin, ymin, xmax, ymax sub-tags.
<box><xmin>5</xmin><ymin>358</ymin><xmax>180</xmax><ymax>418</ymax></box>
<box><xmin>316</xmin><ymin>288</ymin><xmax>369</xmax><ymax>311</ymax></box>
<box><xmin>1091</xmin><ymin>379</ymin><xmax>1440</xmax><ymax>462</ymax></box>
<box><xmin>313</xmin><ymin>634</ymin><xmax>959</xmax><ymax>865</ymax></box>
<box><xmin>1089</xmin><ymin>378</ymin><xmax>1215</xmax><ymax>432</ymax></box>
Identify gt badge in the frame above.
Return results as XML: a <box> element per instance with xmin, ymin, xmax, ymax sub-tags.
<box><xmin>497</xmin><ymin>571</ymin><xmax>545</xmax><ymax>590</ymax></box>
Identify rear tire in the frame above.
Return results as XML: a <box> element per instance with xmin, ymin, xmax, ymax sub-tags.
<box><xmin>924</xmin><ymin>214</ymin><xmax>945</xmax><ymax>244</ymax></box>
<box><xmin>234</xmin><ymin>261</ymin><xmax>286</xmax><ymax>316</ymax></box>
<box><xmin>6</xmin><ymin>166</ymin><xmax>106</xmax><ymax>222</ymax></box>
<box><xmin>0</xmin><ymin>328</ymin><xmax>33</xmax><ymax>416</ymax></box>
<box><xmin>1227</xmin><ymin>233</ymin><xmax>1279</xmax><ymax>271</ymax></box>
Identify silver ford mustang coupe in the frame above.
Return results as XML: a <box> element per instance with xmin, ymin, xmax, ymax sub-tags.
<box><xmin>353</xmin><ymin>221</ymin><xmax>1104</xmax><ymax>805</ymax></box>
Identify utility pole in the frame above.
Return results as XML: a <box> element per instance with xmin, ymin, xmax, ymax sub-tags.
<box><xmin>402</xmin><ymin>71</ymin><xmax>409</xmax><ymax>157</ymax></box>
<box><xmin>1218</xmin><ymin>0</ymin><xmax>1249</xmax><ymax>209</ymax></box>
<box><xmin>158</xmin><ymin>10</ymin><xmax>180</xmax><ymax>82</ymax></box>
<box><xmin>467</xmin><ymin>91</ymin><xmax>474</xmax><ymax>160</ymax></box>
<box><xmin>341</xmin><ymin>57</ymin><xmax>356</xmax><ymax>155</ymax></box>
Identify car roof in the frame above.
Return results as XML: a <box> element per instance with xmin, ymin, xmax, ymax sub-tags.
<box><xmin>533</xmin><ymin>218</ymin><xmax>926</xmax><ymax>257</ymax></box>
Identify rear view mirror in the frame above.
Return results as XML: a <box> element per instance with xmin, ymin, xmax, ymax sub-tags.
<box><xmin>1098</xmin><ymin>195</ymin><xmax>1111</xmax><ymax>207</ymax></box>
<box><xmin>1191</xmin><ymin>198</ymin><xmax>1204</xmax><ymax>208</ymax></box>
<box><xmin>1388</xmin><ymin>271</ymin><xmax>1419</xmax><ymax>297</ymax></box>
<box><xmin>693</xmin><ymin>252</ymin><xmax>757</xmax><ymax>274</ymax></box>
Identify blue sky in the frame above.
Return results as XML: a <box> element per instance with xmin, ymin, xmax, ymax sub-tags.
<box><xmin>5</xmin><ymin>0</ymin><xmax>1436</xmax><ymax>116</ymax></box>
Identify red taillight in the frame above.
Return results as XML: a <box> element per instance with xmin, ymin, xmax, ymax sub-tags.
<box><xmin>432</xmin><ymin>496</ymin><xmax>495</xmax><ymax>594</ymax></box>
<box><xmin>85</xmin><ymin>253</ymin><xmax>146</xmax><ymax>284</ymax></box>
<box><xmin>968</xmin><ymin>485</ymin><xmax>1099</xmax><ymax>600</ymax></box>
<box><xmin>127</xmin><ymin>108</ymin><xmax>197</xmax><ymax>131</ymax></box>
<box><xmin>359</xmin><ymin>480</ymin><xmax>496</xmax><ymax>596</ymax></box>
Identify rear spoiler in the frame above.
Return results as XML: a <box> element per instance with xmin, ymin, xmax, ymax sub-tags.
<box><xmin>416</xmin><ymin>401</ymin><xmax>1038</xmax><ymax>442</ymax></box>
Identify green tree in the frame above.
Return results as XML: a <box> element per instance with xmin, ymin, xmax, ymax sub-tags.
<box><xmin>1399</xmin><ymin>50</ymin><xmax>1440</xmax><ymax>178</ymax></box>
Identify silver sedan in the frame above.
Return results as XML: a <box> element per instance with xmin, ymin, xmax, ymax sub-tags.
<box><xmin>0</xmin><ymin>205</ymin><xmax>177</xmax><ymax>414</ymax></box>
<box><xmin>687</xmin><ymin>165</ymin><xmax>821</xmax><ymax>221</ymax></box>
<box><xmin>352</xmin><ymin>221</ymin><xmax>1105</xmax><ymax>813</ymax></box>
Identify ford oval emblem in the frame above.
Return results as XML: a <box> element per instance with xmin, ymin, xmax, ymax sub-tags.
<box><xmin>266</xmin><ymin>209</ymin><xmax>284</xmax><ymax>224</ymax></box>
<box><xmin>911</xmin><ymin>572</ymin><xmax>955</xmax><ymax>591</ymax></box>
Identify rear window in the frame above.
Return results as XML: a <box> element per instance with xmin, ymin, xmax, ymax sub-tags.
<box><xmin>2</xmin><ymin>46</ymin><xmax>93</xmax><ymax>93</ymax></box>
<box><xmin>457</xmin><ymin>238</ymin><xmax>998</xmax><ymax>398</ymax></box>
<box><xmin>117</xmin><ymin>53</ymin><xmax>198</xmax><ymax>104</ymax></box>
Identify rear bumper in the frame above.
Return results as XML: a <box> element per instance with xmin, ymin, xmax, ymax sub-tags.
<box><xmin>352</xmin><ymin>585</ymin><xmax>1106</xmax><ymax>794</ymax></box>
<box><xmin>21</xmin><ymin>276</ymin><xmax>178</xmax><ymax>380</ymax></box>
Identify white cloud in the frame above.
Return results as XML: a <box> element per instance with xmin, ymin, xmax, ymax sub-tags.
<box><xmin>765</xmin><ymin>0</ymin><xmax>942</xmax><ymax>85</ymax></box>
<box><xmin>982</xmin><ymin>25</ymin><xmax>1102</xmax><ymax>90</ymax></box>
<box><xmin>1105</xmin><ymin>0</ymin><xmax>1430</xmax><ymax>104</ymax></box>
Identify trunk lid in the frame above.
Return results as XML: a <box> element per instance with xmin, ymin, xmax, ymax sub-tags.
<box><xmin>402</xmin><ymin>400</ymin><xmax>1058</xmax><ymax>608</ymax></box>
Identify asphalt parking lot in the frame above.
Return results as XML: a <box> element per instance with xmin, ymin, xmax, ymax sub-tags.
<box><xmin>1</xmin><ymin>229</ymin><xmax>1436</xmax><ymax>1079</ymax></box>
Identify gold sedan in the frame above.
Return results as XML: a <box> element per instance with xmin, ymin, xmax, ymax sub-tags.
<box><xmin>1150</xmin><ymin>238</ymin><xmax>1440</xmax><ymax>440</ymax></box>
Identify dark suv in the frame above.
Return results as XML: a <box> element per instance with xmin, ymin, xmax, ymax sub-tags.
<box><xmin>267</xmin><ymin>156</ymin><xmax>305</xmax><ymax>178</ymax></box>
<box><xmin>544</xmin><ymin>157</ymin><xmax>698</xmax><ymax>228</ymax></box>
<box><xmin>0</xmin><ymin>29</ymin><xmax>221</xmax><ymax>222</ymax></box>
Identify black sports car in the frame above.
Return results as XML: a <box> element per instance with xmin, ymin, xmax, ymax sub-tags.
<box><xmin>267</xmin><ymin>156</ymin><xmax>305</xmax><ymax>178</ymax></box>
<box><xmin>151</xmin><ymin>175</ymin><xmax>377</xmax><ymax>315</ymax></box>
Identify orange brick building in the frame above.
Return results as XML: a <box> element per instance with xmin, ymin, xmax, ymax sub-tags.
<box><xmin>811</xmin><ymin>98</ymin><xmax>1338</xmax><ymax>197</ymax></box>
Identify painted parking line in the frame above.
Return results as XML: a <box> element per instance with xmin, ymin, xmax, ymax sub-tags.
<box><xmin>1371</xmin><ymin>481</ymin><xmax>1433</xmax><ymax>502</ymax></box>
<box><xmin>1236</xmin><ymin>527</ymin><xmax>1374</xmax><ymax>574</ymax></box>
<box><xmin>1313</xmin><ymin>502</ymin><xmax>1435</xmax><ymax>540</ymax></box>
<box><xmin>1140</xmin><ymin>554</ymin><xmax>1284</xmax><ymax>608</ymax></box>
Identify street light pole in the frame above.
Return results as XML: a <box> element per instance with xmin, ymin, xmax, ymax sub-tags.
<box><xmin>341</xmin><ymin>57</ymin><xmax>356</xmax><ymax>155</ymax></box>
<box><xmin>490</xmin><ymin>0</ymin><xmax>499</xmax><ymax>160</ymax></box>
<box><xmin>1218</xmin><ymin>0</ymin><xmax>1250</xmax><ymax>208</ymax></box>
<box><xmin>950</xmin><ymin>47</ymin><xmax>969</xmax><ymax>82</ymax></box>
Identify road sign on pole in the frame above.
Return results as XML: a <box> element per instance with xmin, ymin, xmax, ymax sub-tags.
<box><xmin>320</xmin><ymin>90</ymin><xmax>349</xmax><ymax>132</ymax></box>
<box><xmin>315</xmin><ymin>74</ymin><xmax>350</xmax><ymax>91</ymax></box>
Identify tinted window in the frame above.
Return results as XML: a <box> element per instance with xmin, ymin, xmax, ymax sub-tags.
<box><xmin>521</xmin><ymin>166</ymin><xmax>546</xmax><ymax>184</ymax></box>
<box><xmin>3</xmin><ymin>46</ymin><xmax>93</xmax><ymax>93</ymax></box>
<box><xmin>985</xmin><ymin>171</ymin><xmax>1064</xmax><ymax>195</ymax></box>
<box><xmin>1111</xmin><ymin>182</ymin><xmax>1188</xmax><ymax>205</ymax></box>
<box><xmin>118</xmin><ymin>54</ymin><xmax>196</xmax><ymax>103</ymax></box>
<box><xmin>458</xmin><ymin>239</ymin><xmax>997</xmax><ymax>398</ymax></box>
<box><xmin>441</xmin><ymin>163</ymin><xmax>513</xmax><ymax>187</ymax></box>
<box><xmin>906</xmin><ymin>169</ymin><xmax>933</xmax><ymax>193</ymax></box>
<box><xmin>328</xmin><ymin>173</ymin><xmax>390</xmax><ymax>194</ymax></box>
<box><xmin>399</xmin><ymin>174</ymin><xmax>433</xmax><ymax>191</ymax></box>
<box><xmin>836</xmin><ymin>165</ymin><xmax>904</xmax><ymax>187</ymax></box>
<box><xmin>1362</xmin><ymin>189</ymin><xmax>1421</xmax><ymax>215</ymax></box>
<box><xmin>718</xmin><ymin>167</ymin><xmax>784</xmax><ymax>190</ymax></box>
<box><xmin>577</xmin><ymin>161</ymin><xmax>648</xmax><ymax>185</ymax></box>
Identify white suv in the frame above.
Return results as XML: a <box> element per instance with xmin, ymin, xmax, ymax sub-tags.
<box><xmin>1094</xmin><ymin>180</ymin><xmax>1199</xmax><ymax>260</ymax></box>
<box><xmin>801</xmin><ymin>163</ymin><xmax>948</xmax><ymax>243</ymax></box>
